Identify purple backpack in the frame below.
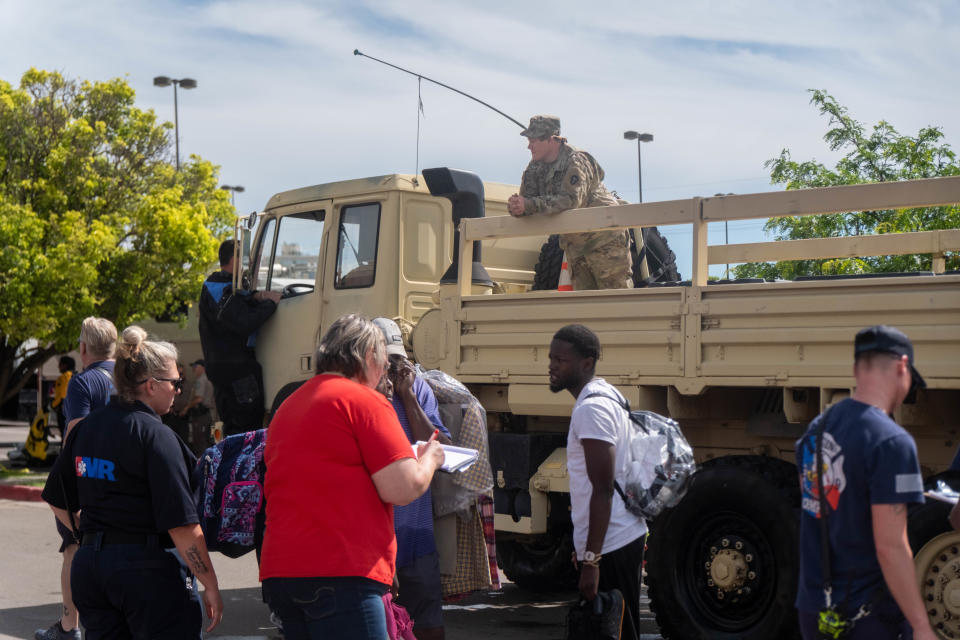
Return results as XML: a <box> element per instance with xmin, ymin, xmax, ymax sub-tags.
<box><xmin>192</xmin><ymin>429</ymin><xmax>267</xmax><ymax>558</ymax></box>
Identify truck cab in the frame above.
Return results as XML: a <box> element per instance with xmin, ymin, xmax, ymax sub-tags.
<box><xmin>243</xmin><ymin>174</ymin><xmax>541</xmax><ymax>409</ymax></box>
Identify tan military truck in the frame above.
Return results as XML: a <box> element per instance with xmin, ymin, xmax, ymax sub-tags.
<box><xmin>227</xmin><ymin>169</ymin><xmax>959</xmax><ymax>640</ymax></box>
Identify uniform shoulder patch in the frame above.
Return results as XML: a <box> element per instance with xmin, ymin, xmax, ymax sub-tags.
<box><xmin>569</xmin><ymin>174</ymin><xmax>580</xmax><ymax>185</ymax></box>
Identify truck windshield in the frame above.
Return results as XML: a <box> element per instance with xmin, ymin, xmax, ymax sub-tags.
<box><xmin>335</xmin><ymin>203</ymin><xmax>380</xmax><ymax>289</ymax></box>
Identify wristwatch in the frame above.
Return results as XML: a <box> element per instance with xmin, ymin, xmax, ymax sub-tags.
<box><xmin>584</xmin><ymin>550</ymin><xmax>601</xmax><ymax>563</ymax></box>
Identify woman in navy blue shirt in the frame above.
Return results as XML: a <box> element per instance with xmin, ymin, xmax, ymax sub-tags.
<box><xmin>43</xmin><ymin>325</ymin><xmax>223</xmax><ymax>639</ymax></box>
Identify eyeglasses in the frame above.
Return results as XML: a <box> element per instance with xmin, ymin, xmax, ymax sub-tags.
<box><xmin>139</xmin><ymin>376</ymin><xmax>184</xmax><ymax>391</ymax></box>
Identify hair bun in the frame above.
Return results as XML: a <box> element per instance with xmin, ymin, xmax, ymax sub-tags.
<box><xmin>119</xmin><ymin>325</ymin><xmax>147</xmax><ymax>357</ymax></box>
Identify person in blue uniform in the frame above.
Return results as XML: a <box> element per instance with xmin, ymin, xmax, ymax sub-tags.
<box><xmin>38</xmin><ymin>316</ymin><xmax>117</xmax><ymax>640</ymax></box>
<box><xmin>42</xmin><ymin>325</ymin><xmax>223</xmax><ymax>639</ymax></box>
<box><xmin>795</xmin><ymin>325</ymin><xmax>935</xmax><ymax>640</ymax></box>
<box><xmin>198</xmin><ymin>239</ymin><xmax>280</xmax><ymax>436</ymax></box>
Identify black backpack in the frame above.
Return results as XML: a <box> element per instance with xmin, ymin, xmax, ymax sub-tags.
<box><xmin>567</xmin><ymin>589</ymin><xmax>625</xmax><ymax>640</ymax></box>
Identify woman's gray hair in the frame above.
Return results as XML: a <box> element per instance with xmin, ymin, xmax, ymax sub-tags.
<box><xmin>315</xmin><ymin>314</ymin><xmax>386</xmax><ymax>382</ymax></box>
<box><xmin>114</xmin><ymin>325</ymin><xmax>179</xmax><ymax>403</ymax></box>
<box><xmin>79</xmin><ymin>317</ymin><xmax>118</xmax><ymax>359</ymax></box>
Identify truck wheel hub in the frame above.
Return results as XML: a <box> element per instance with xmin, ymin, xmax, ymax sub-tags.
<box><xmin>710</xmin><ymin>549</ymin><xmax>748</xmax><ymax>590</ymax></box>
<box><xmin>916</xmin><ymin>532</ymin><xmax>960</xmax><ymax>636</ymax></box>
<box><xmin>946</xmin><ymin>578</ymin><xmax>960</xmax><ymax>616</ymax></box>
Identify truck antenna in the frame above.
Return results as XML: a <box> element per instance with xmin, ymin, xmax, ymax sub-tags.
<box><xmin>353</xmin><ymin>49</ymin><xmax>526</xmax><ymax>130</ymax></box>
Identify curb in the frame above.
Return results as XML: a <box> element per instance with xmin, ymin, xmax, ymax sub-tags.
<box><xmin>0</xmin><ymin>483</ymin><xmax>44</xmax><ymax>502</ymax></box>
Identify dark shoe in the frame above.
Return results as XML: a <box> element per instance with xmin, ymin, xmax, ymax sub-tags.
<box><xmin>34</xmin><ymin>621</ymin><xmax>81</xmax><ymax>640</ymax></box>
<box><xmin>270</xmin><ymin>610</ymin><xmax>284</xmax><ymax>636</ymax></box>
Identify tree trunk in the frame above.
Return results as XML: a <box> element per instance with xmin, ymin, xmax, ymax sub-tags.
<box><xmin>0</xmin><ymin>335</ymin><xmax>58</xmax><ymax>406</ymax></box>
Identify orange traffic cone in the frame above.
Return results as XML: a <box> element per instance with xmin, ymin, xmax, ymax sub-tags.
<box><xmin>558</xmin><ymin>253</ymin><xmax>573</xmax><ymax>291</ymax></box>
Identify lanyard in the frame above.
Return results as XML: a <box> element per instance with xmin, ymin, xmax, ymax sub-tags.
<box><xmin>815</xmin><ymin>410</ymin><xmax>835</xmax><ymax>604</ymax></box>
<box><xmin>815</xmin><ymin>409</ymin><xmax>871</xmax><ymax>623</ymax></box>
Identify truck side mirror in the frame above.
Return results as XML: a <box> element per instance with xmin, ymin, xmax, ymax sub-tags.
<box><xmin>421</xmin><ymin>167</ymin><xmax>494</xmax><ymax>287</ymax></box>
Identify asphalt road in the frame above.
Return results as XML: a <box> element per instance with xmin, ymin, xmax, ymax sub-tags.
<box><xmin>0</xmin><ymin>423</ymin><xmax>663</xmax><ymax>639</ymax></box>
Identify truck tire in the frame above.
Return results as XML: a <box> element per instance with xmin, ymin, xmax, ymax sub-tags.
<box><xmin>907</xmin><ymin>471</ymin><xmax>960</xmax><ymax>554</ymax></box>
<box><xmin>906</xmin><ymin>472</ymin><xmax>960</xmax><ymax>636</ymax></box>
<box><xmin>638</xmin><ymin>227</ymin><xmax>681</xmax><ymax>283</ymax></box>
<box><xmin>908</xmin><ymin>500</ymin><xmax>952</xmax><ymax>555</ymax></box>
<box><xmin>497</xmin><ymin>530</ymin><xmax>578</xmax><ymax>591</ymax></box>
<box><xmin>646</xmin><ymin>456</ymin><xmax>800</xmax><ymax>640</ymax></box>
<box><xmin>531</xmin><ymin>235</ymin><xmax>564</xmax><ymax>291</ymax></box>
<box><xmin>531</xmin><ymin>229</ymin><xmax>680</xmax><ymax>291</ymax></box>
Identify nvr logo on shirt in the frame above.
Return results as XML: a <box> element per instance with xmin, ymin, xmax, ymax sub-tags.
<box><xmin>75</xmin><ymin>456</ymin><xmax>116</xmax><ymax>481</ymax></box>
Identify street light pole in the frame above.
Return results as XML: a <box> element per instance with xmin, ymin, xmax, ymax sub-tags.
<box><xmin>220</xmin><ymin>184</ymin><xmax>245</xmax><ymax>208</ymax></box>
<box><xmin>153</xmin><ymin>76</ymin><xmax>197</xmax><ymax>171</ymax></box>
<box><xmin>623</xmin><ymin>131</ymin><xmax>653</xmax><ymax>202</ymax></box>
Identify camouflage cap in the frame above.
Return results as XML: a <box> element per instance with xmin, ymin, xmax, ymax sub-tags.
<box><xmin>520</xmin><ymin>115</ymin><xmax>561</xmax><ymax>138</ymax></box>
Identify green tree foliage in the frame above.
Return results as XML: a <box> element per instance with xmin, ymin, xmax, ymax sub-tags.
<box><xmin>0</xmin><ymin>69</ymin><xmax>234</xmax><ymax>406</ymax></box>
<box><xmin>734</xmin><ymin>90</ymin><xmax>960</xmax><ymax>280</ymax></box>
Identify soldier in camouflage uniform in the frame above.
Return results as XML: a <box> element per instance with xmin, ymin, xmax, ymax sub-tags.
<box><xmin>508</xmin><ymin>115</ymin><xmax>633</xmax><ymax>290</ymax></box>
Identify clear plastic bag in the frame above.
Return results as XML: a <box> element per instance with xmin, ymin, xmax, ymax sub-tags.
<box><xmin>619</xmin><ymin>410</ymin><xmax>696</xmax><ymax>520</ymax></box>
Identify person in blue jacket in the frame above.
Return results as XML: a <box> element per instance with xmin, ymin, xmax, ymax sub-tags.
<box><xmin>198</xmin><ymin>240</ymin><xmax>280</xmax><ymax>436</ymax></box>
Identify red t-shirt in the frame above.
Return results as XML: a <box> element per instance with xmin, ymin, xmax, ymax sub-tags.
<box><xmin>259</xmin><ymin>374</ymin><xmax>414</xmax><ymax>585</ymax></box>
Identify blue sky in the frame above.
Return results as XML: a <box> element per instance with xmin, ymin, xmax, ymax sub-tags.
<box><xmin>2</xmin><ymin>0</ymin><xmax>958</xmax><ymax>278</ymax></box>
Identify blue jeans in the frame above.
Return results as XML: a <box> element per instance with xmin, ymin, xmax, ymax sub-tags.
<box><xmin>263</xmin><ymin>576</ymin><xmax>389</xmax><ymax>640</ymax></box>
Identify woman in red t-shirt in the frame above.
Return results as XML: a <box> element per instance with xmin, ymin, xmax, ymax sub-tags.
<box><xmin>261</xmin><ymin>314</ymin><xmax>445</xmax><ymax>640</ymax></box>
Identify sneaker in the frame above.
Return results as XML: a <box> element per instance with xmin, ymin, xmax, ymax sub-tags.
<box><xmin>34</xmin><ymin>622</ymin><xmax>81</xmax><ymax>640</ymax></box>
<box><xmin>270</xmin><ymin>610</ymin><xmax>284</xmax><ymax>636</ymax></box>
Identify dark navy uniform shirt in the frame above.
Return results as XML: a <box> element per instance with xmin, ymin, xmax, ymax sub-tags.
<box><xmin>43</xmin><ymin>400</ymin><xmax>198</xmax><ymax>535</ymax></box>
<box><xmin>795</xmin><ymin>398</ymin><xmax>924</xmax><ymax>615</ymax></box>
<box><xmin>62</xmin><ymin>360</ymin><xmax>115</xmax><ymax>424</ymax></box>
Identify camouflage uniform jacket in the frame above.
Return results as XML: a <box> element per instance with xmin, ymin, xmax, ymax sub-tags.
<box><xmin>519</xmin><ymin>143</ymin><xmax>626</xmax><ymax>255</ymax></box>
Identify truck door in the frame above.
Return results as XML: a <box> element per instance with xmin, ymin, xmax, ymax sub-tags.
<box><xmin>253</xmin><ymin>203</ymin><xmax>330</xmax><ymax>410</ymax></box>
<box><xmin>322</xmin><ymin>200</ymin><xmax>392</xmax><ymax>320</ymax></box>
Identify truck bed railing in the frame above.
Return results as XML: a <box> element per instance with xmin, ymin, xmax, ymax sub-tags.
<box><xmin>456</xmin><ymin>175</ymin><xmax>960</xmax><ymax>294</ymax></box>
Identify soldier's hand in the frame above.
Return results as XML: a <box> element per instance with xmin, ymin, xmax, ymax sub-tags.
<box><xmin>508</xmin><ymin>194</ymin><xmax>525</xmax><ymax>217</ymax></box>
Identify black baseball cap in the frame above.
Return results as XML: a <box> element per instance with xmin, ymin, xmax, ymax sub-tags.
<box><xmin>854</xmin><ymin>325</ymin><xmax>926</xmax><ymax>390</ymax></box>
<box><xmin>189</xmin><ymin>359</ymin><xmax>205</xmax><ymax>367</ymax></box>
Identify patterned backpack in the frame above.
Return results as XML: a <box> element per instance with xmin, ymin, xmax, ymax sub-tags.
<box><xmin>192</xmin><ymin>429</ymin><xmax>267</xmax><ymax>558</ymax></box>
